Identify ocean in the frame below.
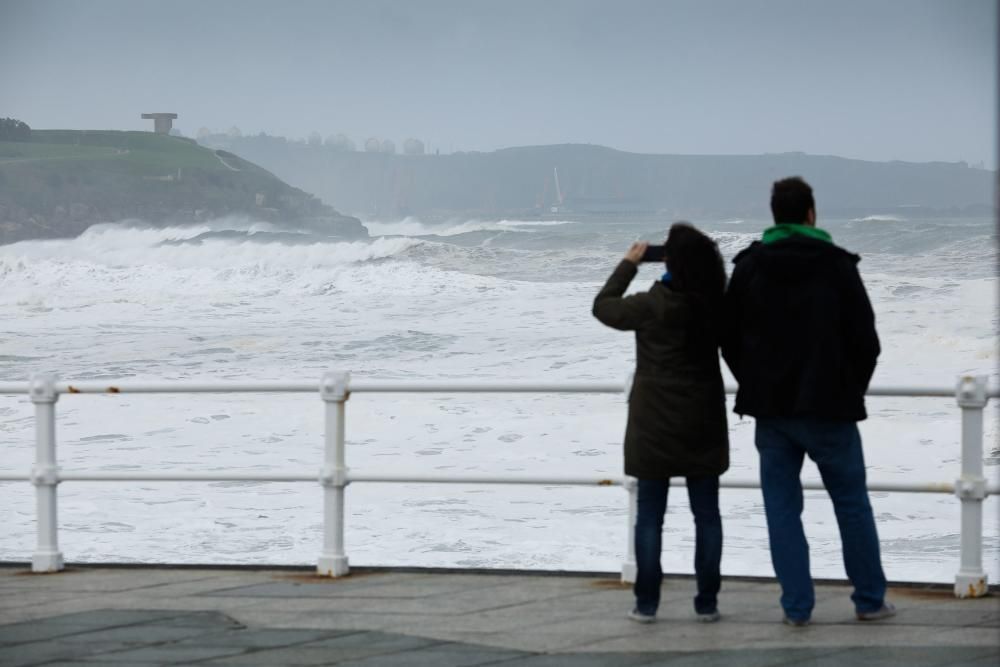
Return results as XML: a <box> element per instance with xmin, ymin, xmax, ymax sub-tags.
<box><xmin>0</xmin><ymin>215</ymin><xmax>996</xmax><ymax>583</ymax></box>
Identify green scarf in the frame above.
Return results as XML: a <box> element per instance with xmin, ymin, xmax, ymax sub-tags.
<box><xmin>762</xmin><ymin>223</ymin><xmax>832</xmax><ymax>245</ymax></box>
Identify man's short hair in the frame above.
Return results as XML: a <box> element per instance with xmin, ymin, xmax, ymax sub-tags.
<box><xmin>770</xmin><ymin>177</ymin><xmax>815</xmax><ymax>224</ymax></box>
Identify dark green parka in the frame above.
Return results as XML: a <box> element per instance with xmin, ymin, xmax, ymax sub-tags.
<box><xmin>593</xmin><ymin>260</ymin><xmax>729</xmax><ymax>479</ymax></box>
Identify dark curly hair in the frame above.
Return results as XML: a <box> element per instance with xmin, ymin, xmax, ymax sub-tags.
<box><xmin>664</xmin><ymin>222</ymin><xmax>727</xmax><ymax>335</ymax></box>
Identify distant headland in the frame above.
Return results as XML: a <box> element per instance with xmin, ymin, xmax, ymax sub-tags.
<box><xmin>0</xmin><ymin>120</ymin><xmax>366</xmax><ymax>245</ymax></box>
<box><xmin>200</xmin><ymin>133</ymin><xmax>997</xmax><ymax>221</ymax></box>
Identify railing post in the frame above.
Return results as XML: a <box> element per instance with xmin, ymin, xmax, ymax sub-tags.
<box><xmin>318</xmin><ymin>371</ymin><xmax>350</xmax><ymax>577</ymax></box>
<box><xmin>954</xmin><ymin>375</ymin><xmax>988</xmax><ymax>598</ymax></box>
<box><xmin>621</xmin><ymin>476</ymin><xmax>637</xmax><ymax>583</ymax></box>
<box><xmin>30</xmin><ymin>374</ymin><xmax>63</xmax><ymax>573</ymax></box>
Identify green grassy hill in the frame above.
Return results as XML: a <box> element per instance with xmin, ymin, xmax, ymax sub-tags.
<box><xmin>0</xmin><ymin>130</ymin><xmax>366</xmax><ymax>244</ymax></box>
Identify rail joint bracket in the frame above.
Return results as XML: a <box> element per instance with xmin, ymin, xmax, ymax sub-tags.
<box><xmin>955</xmin><ymin>475</ymin><xmax>986</xmax><ymax>500</ymax></box>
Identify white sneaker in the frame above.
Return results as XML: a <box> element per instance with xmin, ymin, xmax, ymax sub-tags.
<box><xmin>696</xmin><ymin>610</ymin><xmax>721</xmax><ymax>623</ymax></box>
<box><xmin>627</xmin><ymin>609</ymin><xmax>656</xmax><ymax>624</ymax></box>
<box><xmin>856</xmin><ymin>602</ymin><xmax>896</xmax><ymax>621</ymax></box>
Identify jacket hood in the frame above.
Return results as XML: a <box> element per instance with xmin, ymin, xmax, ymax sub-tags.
<box><xmin>733</xmin><ymin>237</ymin><xmax>859</xmax><ymax>283</ymax></box>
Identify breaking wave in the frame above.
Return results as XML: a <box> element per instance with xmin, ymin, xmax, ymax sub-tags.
<box><xmin>364</xmin><ymin>217</ymin><xmax>578</xmax><ymax>237</ymax></box>
<box><xmin>852</xmin><ymin>214</ymin><xmax>908</xmax><ymax>222</ymax></box>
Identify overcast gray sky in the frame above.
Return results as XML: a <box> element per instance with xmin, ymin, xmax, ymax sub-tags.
<box><xmin>1</xmin><ymin>0</ymin><xmax>996</xmax><ymax>167</ymax></box>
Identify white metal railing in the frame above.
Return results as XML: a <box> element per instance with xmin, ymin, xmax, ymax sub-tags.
<box><xmin>0</xmin><ymin>373</ymin><xmax>996</xmax><ymax>598</ymax></box>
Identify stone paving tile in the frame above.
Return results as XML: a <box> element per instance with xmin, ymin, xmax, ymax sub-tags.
<box><xmin>25</xmin><ymin>608</ymin><xmax>187</xmax><ymax>627</ymax></box>
<box><xmin>229</xmin><ymin>608</ymin><xmax>434</xmax><ymax>632</ymax></box>
<box><xmin>746</xmin><ymin>623</ymin><xmax>963</xmax><ymax>650</ymax></box>
<box><xmin>201</xmin><ymin>630</ymin><xmax>446</xmax><ymax>665</ymax></box>
<box><xmin>415</xmin><ymin>577</ymin><xmax>607</xmax><ymax>611</ymax></box>
<box><xmin>43</xmin><ymin>663</ymin><xmax>164</xmax><ymax>667</ymax></box>
<box><xmin>388</xmin><ymin>610</ymin><xmax>595</xmax><ymax>637</ymax></box>
<box><xmin>494</xmin><ymin>652</ymin><xmax>661</xmax><ymax>666</ymax></box>
<box><xmin>218</xmin><ymin>596</ymin><xmax>443</xmax><ymax>615</ymax></box>
<box><xmin>113</xmin><ymin>574</ymin><xmax>281</xmax><ymax>598</ymax></box>
<box><xmin>426</xmin><ymin>629</ymin><xmax>625</xmax><ymax>654</ymax></box>
<box><xmin>948</xmin><ymin>653</ymin><xmax>1000</xmax><ymax>667</ymax></box>
<box><xmin>192</xmin><ymin>573</ymin><xmax>396</xmax><ymax>597</ymax></box>
<box><xmin>253</xmin><ymin>571</ymin><xmax>430</xmax><ymax>592</ymax></box>
<box><xmin>205</xmin><ymin>577</ymin><xmax>510</xmax><ymax>601</ymax></box>
<box><xmin>82</xmin><ymin>594</ymin><xmax>264</xmax><ymax>615</ymax></box>
<box><xmin>0</xmin><ymin>621</ymin><xmax>103</xmax><ymax>646</ymax></box>
<box><xmin>0</xmin><ymin>596</ymin><xmax>130</xmax><ymax>626</ymax></box>
<box><xmin>54</xmin><ymin>623</ymin><xmax>222</xmax><ymax>644</ymax></box>
<box><xmin>198</xmin><ymin>647</ymin><xmax>356</xmax><ymax>666</ymax></box>
<box><xmin>888</xmin><ymin>587</ymin><xmax>1000</xmax><ymax>611</ymax></box>
<box><xmin>637</xmin><ymin>647</ymin><xmax>851</xmax><ymax>666</ymax></box>
<box><xmin>0</xmin><ymin>609</ymin><xmax>187</xmax><ymax>640</ymax></box>
<box><xmin>811</xmin><ymin>646</ymin><xmax>1000</xmax><ymax>667</ymax></box>
<box><xmin>259</xmin><ymin>580</ymin><xmax>607</xmax><ymax>618</ymax></box>
<box><xmin>300</xmin><ymin>630</ymin><xmax>446</xmax><ymax>653</ymax></box>
<box><xmin>886</xmin><ymin>606</ymin><xmax>1000</xmax><ymax>627</ymax></box>
<box><xmin>331</xmin><ymin>641</ymin><xmax>529</xmax><ymax>667</ymax></box>
<box><xmin>563</xmin><ymin>618</ymin><xmax>953</xmax><ymax>654</ymax></box>
<box><xmin>0</xmin><ymin>568</ymin><xmax>218</xmax><ymax>593</ymax></box>
<box><xmin>0</xmin><ymin>640</ymin><xmax>115</xmax><ymax>667</ymax></box>
<box><xmin>0</xmin><ymin>591</ymin><xmax>83</xmax><ymax>611</ymax></box>
<box><xmin>148</xmin><ymin>610</ymin><xmax>245</xmax><ymax>629</ymax></box>
<box><xmin>177</xmin><ymin>627</ymin><xmax>351</xmax><ymax>648</ymax></box>
<box><xmin>76</xmin><ymin>644</ymin><xmax>248</xmax><ymax>663</ymax></box>
<box><xmin>934</xmin><ymin>625</ymin><xmax>1000</xmax><ymax>647</ymax></box>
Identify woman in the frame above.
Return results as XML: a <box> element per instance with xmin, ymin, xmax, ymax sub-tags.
<box><xmin>592</xmin><ymin>222</ymin><xmax>729</xmax><ymax>623</ymax></box>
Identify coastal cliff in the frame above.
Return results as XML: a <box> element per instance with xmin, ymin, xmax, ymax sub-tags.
<box><xmin>0</xmin><ymin>130</ymin><xmax>367</xmax><ymax>245</ymax></box>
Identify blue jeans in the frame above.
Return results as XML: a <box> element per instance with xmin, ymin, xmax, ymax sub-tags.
<box><xmin>755</xmin><ymin>417</ymin><xmax>887</xmax><ymax>621</ymax></box>
<box><xmin>634</xmin><ymin>476</ymin><xmax>722</xmax><ymax>615</ymax></box>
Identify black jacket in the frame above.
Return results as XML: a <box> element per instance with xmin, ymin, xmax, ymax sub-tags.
<box><xmin>721</xmin><ymin>236</ymin><xmax>879</xmax><ymax>421</ymax></box>
<box><xmin>593</xmin><ymin>260</ymin><xmax>729</xmax><ymax>479</ymax></box>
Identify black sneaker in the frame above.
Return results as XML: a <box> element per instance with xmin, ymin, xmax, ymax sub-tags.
<box><xmin>783</xmin><ymin>615</ymin><xmax>810</xmax><ymax>627</ymax></box>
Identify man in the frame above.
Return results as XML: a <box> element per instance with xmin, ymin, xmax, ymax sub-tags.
<box><xmin>722</xmin><ymin>176</ymin><xmax>894</xmax><ymax>626</ymax></box>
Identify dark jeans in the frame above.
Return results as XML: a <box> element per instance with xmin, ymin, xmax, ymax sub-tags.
<box><xmin>755</xmin><ymin>417</ymin><xmax>887</xmax><ymax>621</ymax></box>
<box><xmin>634</xmin><ymin>476</ymin><xmax>722</xmax><ymax>615</ymax></box>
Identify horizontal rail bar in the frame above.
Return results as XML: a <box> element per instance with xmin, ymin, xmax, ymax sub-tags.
<box><xmin>714</xmin><ymin>478</ymin><xmax>975</xmax><ymax>494</ymax></box>
<box><xmin>1</xmin><ymin>471</ymin><xmax>993</xmax><ymax>495</ymax></box>
<box><xmin>58</xmin><ymin>472</ymin><xmax>316</xmax><ymax>482</ymax></box>
<box><xmin>348</xmin><ymin>380</ymin><xmax>627</xmax><ymax>394</ymax></box>
<box><xmin>349</xmin><ymin>473</ymin><xmax>624</xmax><ymax>485</ymax></box>
<box><xmin>867</xmin><ymin>385</ymin><xmax>979</xmax><ymax>398</ymax></box>
<box><xmin>1</xmin><ymin>379</ymin><xmax>993</xmax><ymax>398</ymax></box>
<box><xmin>53</xmin><ymin>381</ymin><xmax>319</xmax><ymax>394</ymax></box>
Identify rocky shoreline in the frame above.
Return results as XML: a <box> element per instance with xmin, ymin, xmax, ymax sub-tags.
<box><xmin>0</xmin><ymin>200</ymin><xmax>368</xmax><ymax>245</ymax></box>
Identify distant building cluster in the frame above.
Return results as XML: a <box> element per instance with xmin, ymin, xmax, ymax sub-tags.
<box><xmin>187</xmin><ymin>122</ymin><xmax>428</xmax><ymax>155</ymax></box>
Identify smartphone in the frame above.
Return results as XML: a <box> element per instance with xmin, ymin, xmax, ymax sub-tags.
<box><xmin>641</xmin><ymin>245</ymin><xmax>666</xmax><ymax>263</ymax></box>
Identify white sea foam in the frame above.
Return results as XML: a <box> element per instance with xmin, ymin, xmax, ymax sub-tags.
<box><xmin>852</xmin><ymin>214</ymin><xmax>908</xmax><ymax>222</ymax></box>
<box><xmin>0</xmin><ymin>216</ymin><xmax>995</xmax><ymax>582</ymax></box>
<box><xmin>365</xmin><ymin>217</ymin><xmax>577</xmax><ymax>237</ymax></box>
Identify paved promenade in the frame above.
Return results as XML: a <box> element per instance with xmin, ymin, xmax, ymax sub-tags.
<box><xmin>0</xmin><ymin>565</ymin><xmax>997</xmax><ymax>666</ymax></box>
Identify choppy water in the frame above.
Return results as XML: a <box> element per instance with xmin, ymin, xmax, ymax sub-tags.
<box><xmin>0</xmin><ymin>214</ymin><xmax>996</xmax><ymax>582</ymax></box>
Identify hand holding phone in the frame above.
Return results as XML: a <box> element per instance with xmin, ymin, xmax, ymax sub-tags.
<box><xmin>641</xmin><ymin>245</ymin><xmax>666</xmax><ymax>263</ymax></box>
<box><xmin>624</xmin><ymin>241</ymin><xmax>647</xmax><ymax>264</ymax></box>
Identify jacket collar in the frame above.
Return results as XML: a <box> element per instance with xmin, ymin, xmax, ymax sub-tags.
<box><xmin>762</xmin><ymin>223</ymin><xmax>832</xmax><ymax>245</ymax></box>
